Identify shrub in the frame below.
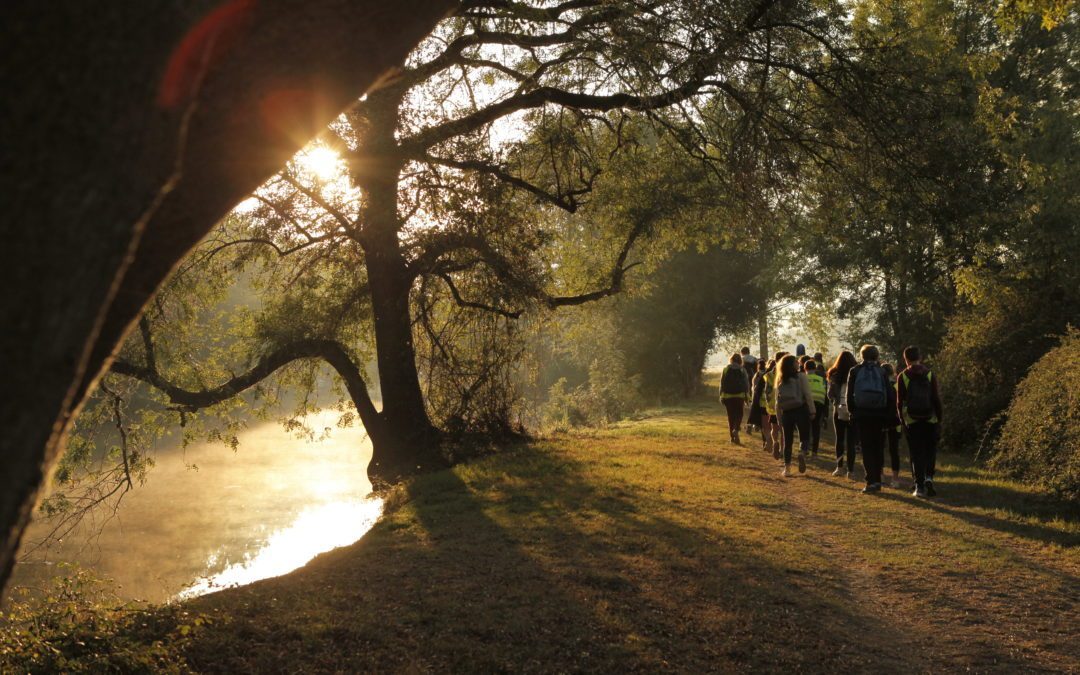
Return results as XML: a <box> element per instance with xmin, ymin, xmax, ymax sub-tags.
<box><xmin>990</xmin><ymin>328</ymin><xmax>1080</xmax><ymax>503</ymax></box>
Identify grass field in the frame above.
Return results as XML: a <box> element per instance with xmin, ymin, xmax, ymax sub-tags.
<box><xmin>5</xmin><ymin>397</ymin><xmax>1078</xmax><ymax>672</ymax></box>
<box><xmin>177</xmin><ymin>399</ymin><xmax>1080</xmax><ymax>672</ymax></box>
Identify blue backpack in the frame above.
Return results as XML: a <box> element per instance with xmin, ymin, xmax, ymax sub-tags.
<box><xmin>852</xmin><ymin>363</ymin><xmax>887</xmax><ymax>411</ymax></box>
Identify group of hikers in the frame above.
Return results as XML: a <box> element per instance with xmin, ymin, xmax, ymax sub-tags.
<box><xmin>719</xmin><ymin>343</ymin><xmax>943</xmax><ymax>497</ymax></box>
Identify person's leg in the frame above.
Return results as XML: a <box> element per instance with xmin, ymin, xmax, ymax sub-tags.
<box><xmin>907</xmin><ymin>422</ymin><xmax>928</xmax><ymax>492</ymax></box>
<box><xmin>731</xmin><ymin>400</ymin><xmax>744</xmax><ymax>442</ymax></box>
<box><xmin>888</xmin><ymin>426</ymin><xmax>901</xmax><ymax>485</ymax></box>
<box><xmin>810</xmin><ymin>402</ymin><xmax>824</xmax><ymax>455</ymax></box>
<box><xmin>782</xmin><ymin>411</ymin><xmax>797</xmax><ymax>467</ymax></box>
<box><xmin>845</xmin><ymin>419</ymin><xmax>858</xmax><ymax>473</ymax></box>
<box><xmin>722</xmin><ymin>398</ymin><xmax>739</xmax><ymax>438</ymax></box>
<box><xmin>770</xmin><ymin>414</ymin><xmax>782</xmax><ymax>459</ymax></box>
<box><xmin>796</xmin><ymin>407</ymin><xmax>811</xmax><ymax>472</ymax></box>
<box><xmin>860</xmin><ymin>420</ymin><xmax>885</xmax><ymax>486</ymax></box>
<box><xmin>924</xmin><ymin>421</ymin><xmax>941</xmax><ymax>494</ymax></box>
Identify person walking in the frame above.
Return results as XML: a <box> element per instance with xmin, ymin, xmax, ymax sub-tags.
<box><xmin>827</xmin><ymin>350</ymin><xmax>858</xmax><ymax>479</ymax></box>
<box><xmin>768</xmin><ymin>351</ymin><xmax>789</xmax><ymax>460</ymax></box>
<box><xmin>846</xmin><ymin>345</ymin><xmax>896</xmax><ymax>493</ymax></box>
<box><xmin>720</xmin><ymin>353</ymin><xmax>751</xmax><ymax>445</ymax></box>
<box><xmin>897</xmin><ymin>346</ymin><xmax>943</xmax><ymax>498</ymax></box>
<box><xmin>748</xmin><ymin>359</ymin><xmax>767</xmax><ymax>436</ymax></box>
<box><xmin>775</xmin><ymin>354</ymin><xmax>816</xmax><ymax>477</ymax></box>
<box><xmin>804</xmin><ymin>359</ymin><xmax>828</xmax><ymax>457</ymax></box>
<box><xmin>741</xmin><ymin>347</ymin><xmax>759</xmax><ymax>432</ymax></box>
<box><xmin>814</xmin><ymin>352</ymin><xmax>830</xmax><ymax>430</ymax></box>
<box><xmin>882</xmin><ymin>363</ymin><xmax>903</xmax><ymax>488</ymax></box>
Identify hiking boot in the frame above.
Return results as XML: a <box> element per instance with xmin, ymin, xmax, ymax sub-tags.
<box><xmin>832</xmin><ymin>466</ymin><xmax>845</xmax><ymax>477</ymax></box>
<box><xmin>798</xmin><ymin>453</ymin><xmax>806</xmax><ymax>474</ymax></box>
<box><xmin>861</xmin><ymin>482</ymin><xmax>882</xmax><ymax>494</ymax></box>
<box><xmin>912</xmin><ymin>485</ymin><xmax>927</xmax><ymax>498</ymax></box>
<box><xmin>781</xmin><ymin>465</ymin><xmax>791</xmax><ymax>477</ymax></box>
<box><xmin>925</xmin><ymin>479</ymin><xmax>937</xmax><ymax>497</ymax></box>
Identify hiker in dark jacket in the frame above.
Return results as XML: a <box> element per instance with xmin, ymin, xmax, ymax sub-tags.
<box><xmin>846</xmin><ymin>345</ymin><xmax>896</xmax><ymax>493</ymax></box>
<box><xmin>897</xmin><ymin>346</ymin><xmax>944</xmax><ymax>498</ymax></box>
<box><xmin>748</xmin><ymin>359</ymin><xmax>767</xmax><ymax>433</ymax></box>
<box><xmin>828</xmin><ymin>350</ymin><xmax>858</xmax><ymax>479</ymax></box>
<box><xmin>719</xmin><ymin>353</ymin><xmax>751</xmax><ymax>445</ymax></box>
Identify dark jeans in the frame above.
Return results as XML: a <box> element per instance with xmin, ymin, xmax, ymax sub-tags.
<box><xmin>722</xmin><ymin>398</ymin><xmax>745</xmax><ymax>437</ymax></box>
<box><xmin>810</xmin><ymin>402</ymin><xmax>826</xmax><ymax>454</ymax></box>
<box><xmin>856</xmin><ymin>418</ymin><xmax>888</xmax><ymax>485</ymax></box>
<box><xmin>887</xmin><ymin>424</ymin><xmax>901</xmax><ymax>473</ymax></box>
<box><xmin>834</xmin><ymin>415</ymin><xmax>856</xmax><ymax>471</ymax></box>
<box><xmin>779</xmin><ymin>405</ymin><xmax>811</xmax><ymax>465</ymax></box>
<box><xmin>906</xmin><ymin>421</ymin><xmax>939</xmax><ymax>488</ymax></box>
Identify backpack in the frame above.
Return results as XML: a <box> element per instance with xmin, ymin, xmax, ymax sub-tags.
<box><xmin>852</xmin><ymin>363</ymin><xmax>887</xmax><ymax>411</ymax></box>
<box><xmin>905</xmin><ymin>371</ymin><xmax>934</xmax><ymax>420</ymax></box>
<box><xmin>720</xmin><ymin>366</ymin><xmax>747</xmax><ymax>395</ymax></box>
<box><xmin>777</xmin><ymin>376</ymin><xmax>804</xmax><ymax>411</ymax></box>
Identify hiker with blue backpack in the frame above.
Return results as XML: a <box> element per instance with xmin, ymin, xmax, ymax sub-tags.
<box><xmin>845</xmin><ymin>345</ymin><xmax>896</xmax><ymax>493</ymax></box>
<box><xmin>897</xmin><ymin>346</ymin><xmax>943</xmax><ymax>498</ymax></box>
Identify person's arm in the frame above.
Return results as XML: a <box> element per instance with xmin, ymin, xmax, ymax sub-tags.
<box><xmin>742</xmin><ymin>370</ymin><xmax>751</xmax><ymax>402</ymax></box>
<box><xmin>846</xmin><ymin>367</ymin><xmax>857</xmax><ymax>418</ymax></box>
<box><xmin>896</xmin><ymin>371</ymin><xmax>906</xmax><ymax>424</ymax></box>
<box><xmin>931</xmin><ymin>371</ymin><xmax>944</xmax><ymax>422</ymax></box>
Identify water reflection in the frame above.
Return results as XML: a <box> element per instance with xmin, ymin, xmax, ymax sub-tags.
<box><xmin>13</xmin><ymin>410</ymin><xmax>376</xmax><ymax>603</ymax></box>
<box><xmin>177</xmin><ymin>497</ymin><xmax>383</xmax><ymax>599</ymax></box>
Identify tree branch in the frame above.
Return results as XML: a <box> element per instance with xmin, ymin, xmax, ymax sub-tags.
<box><xmin>111</xmin><ymin>338</ymin><xmax>384</xmax><ymax>441</ymax></box>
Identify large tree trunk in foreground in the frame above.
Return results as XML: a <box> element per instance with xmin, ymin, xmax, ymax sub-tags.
<box><xmin>355</xmin><ymin>90</ymin><xmax>445</xmax><ymax>478</ymax></box>
<box><xmin>0</xmin><ymin>0</ymin><xmax>454</xmax><ymax>596</ymax></box>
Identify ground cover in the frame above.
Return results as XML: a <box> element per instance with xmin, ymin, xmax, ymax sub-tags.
<box><xmin>4</xmin><ymin>398</ymin><xmax>1078</xmax><ymax>672</ymax></box>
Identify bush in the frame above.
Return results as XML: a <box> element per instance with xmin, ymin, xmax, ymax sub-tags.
<box><xmin>990</xmin><ymin>328</ymin><xmax>1080</xmax><ymax>503</ymax></box>
<box><xmin>0</xmin><ymin>566</ymin><xmax>207</xmax><ymax>673</ymax></box>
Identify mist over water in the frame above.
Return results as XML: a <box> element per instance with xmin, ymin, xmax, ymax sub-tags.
<box><xmin>13</xmin><ymin>410</ymin><xmax>377</xmax><ymax>603</ymax></box>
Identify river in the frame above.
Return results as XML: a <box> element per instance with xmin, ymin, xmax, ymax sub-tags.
<box><xmin>11</xmin><ymin>410</ymin><xmax>380</xmax><ymax>603</ymax></box>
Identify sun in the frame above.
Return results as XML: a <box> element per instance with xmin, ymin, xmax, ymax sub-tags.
<box><xmin>298</xmin><ymin>146</ymin><xmax>343</xmax><ymax>181</ymax></box>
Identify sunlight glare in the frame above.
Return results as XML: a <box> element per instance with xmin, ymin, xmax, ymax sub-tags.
<box><xmin>176</xmin><ymin>497</ymin><xmax>383</xmax><ymax>599</ymax></box>
<box><xmin>300</xmin><ymin>146</ymin><xmax>343</xmax><ymax>181</ymax></box>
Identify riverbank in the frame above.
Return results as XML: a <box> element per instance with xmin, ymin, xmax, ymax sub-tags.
<box><xmin>4</xmin><ymin>398</ymin><xmax>1079</xmax><ymax>672</ymax></box>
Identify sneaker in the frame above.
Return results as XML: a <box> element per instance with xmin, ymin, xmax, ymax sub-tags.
<box><xmin>798</xmin><ymin>453</ymin><xmax>806</xmax><ymax>474</ymax></box>
<box><xmin>832</xmin><ymin>466</ymin><xmax>845</xmax><ymax>477</ymax></box>
<box><xmin>925</xmin><ymin>479</ymin><xmax>937</xmax><ymax>497</ymax></box>
<box><xmin>773</xmin><ymin>445</ymin><xmax>781</xmax><ymax>460</ymax></box>
<box><xmin>734</xmin><ymin>432</ymin><xmax>742</xmax><ymax>445</ymax></box>
<box><xmin>912</xmin><ymin>485</ymin><xmax>927</xmax><ymax>498</ymax></box>
<box><xmin>846</xmin><ymin>470</ymin><xmax>856</xmax><ymax>481</ymax></box>
<box><xmin>861</xmin><ymin>482</ymin><xmax>882</xmax><ymax>494</ymax></box>
<box><xmin>781</xmin><ymin>465</ymin><xmax>791</xmax><ymax>477</ymax></box>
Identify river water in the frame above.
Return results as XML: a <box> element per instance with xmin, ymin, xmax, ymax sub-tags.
<box><xmin>11</xmin><ymin>410</ymin><xmax>380</xmax><ymax>603</ymax></box>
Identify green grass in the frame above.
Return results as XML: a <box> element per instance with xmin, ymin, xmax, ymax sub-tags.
<box><xmin>7</xmin><ymin>398</ymin><xmax>1079</xmax><ymax>672</ymax></box>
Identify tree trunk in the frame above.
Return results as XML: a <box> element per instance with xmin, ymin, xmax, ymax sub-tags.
<box><xmin>355</xmin><ymin>90</ymin><xmax>444</xmax><ymax>479</ymax></box>
<box><xmin>758</xmin><ymin>311</ymin><xmax>770</xmax><ymax>360</ymax></box>
<box><xmin>0</xmin><ymin>0</ymin><xmax>453</xmax><ymax>597</ymax></box>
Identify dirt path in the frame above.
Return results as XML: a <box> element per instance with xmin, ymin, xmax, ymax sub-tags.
<box><xmin>747</xmin><ymin>426</ymin><xmax>1080</xmax><ymax>673</ymax></box>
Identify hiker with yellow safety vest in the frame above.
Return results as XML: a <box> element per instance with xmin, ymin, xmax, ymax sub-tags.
<box><xmin>719</xmin><ymin>353</ymin><xmax>751</xmax><ymax>445</ymax></box>
<box><xmin>897</xmin><ymin>346</ymin><xmax>943</xmax><ymax>498</ymax></box>
<box><xmin>748</xmin><ymin>359</ymin><xmax>767</xmax><ymax>436</ymax></box>
<box><xmin>804</xmin><ymin>359</ymin><xmax>828</xmax><ymax>457</ymax></box>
